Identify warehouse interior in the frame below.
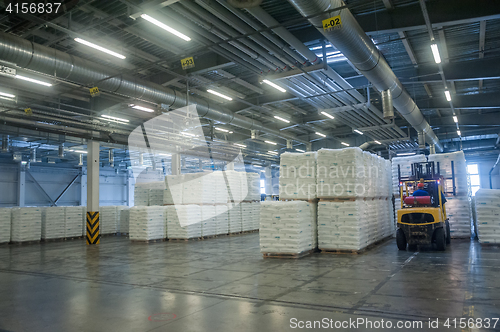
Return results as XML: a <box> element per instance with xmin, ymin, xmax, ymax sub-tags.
<box><xmin>0</xmin><ymin>0</ymin><xmax>500</xmax><ymax>331</ymax></box>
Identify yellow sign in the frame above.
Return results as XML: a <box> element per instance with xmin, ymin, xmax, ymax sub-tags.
<box><xmin>181</xmin><ymin>57</ymin><xmax>195</xmax><ymax>70</ymax></box>
<box><xmin>24</xmin><ymin>108</ymin><xmax>32</xmax><ymax>116</ymax></box>
<box><xmin>322</xmin><ymin>15</ymin><xmax>342</xmax><ymax>32</ymax></box>
<box><xmin>89</xmin><ymin>86</ymin><xmax>100</xmax><ymax>97</ymax></box>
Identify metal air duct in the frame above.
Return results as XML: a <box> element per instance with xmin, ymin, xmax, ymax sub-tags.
<box><xmin>286</xmin><ymin>0</ymin><xmax>443</xmax><ymax>152</ymax></box>
<box><xmin>381</xmin><ymin>90</ymin><xmax>394</xmax><ymax>120</ymax></box>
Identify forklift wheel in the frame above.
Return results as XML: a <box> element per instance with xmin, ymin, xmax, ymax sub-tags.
<box><xmin>396</xmin><ymin>228</ymin><xmax>407</xmax><ymax>250</ymax></box>
<box><xmin>446</xmin><ymin>220</ymin><xmax>451</xmax><ymax>245</ymax></box>
<box><xmin>434</xmin><ymin>228</ymin><xmax>446</xmax><ymax>251</ymax></box>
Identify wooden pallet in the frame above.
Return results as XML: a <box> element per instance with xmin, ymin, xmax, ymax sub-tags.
<box><xmin>319</xmin><ymin>236</ymin><xmax>393</xmax><ymax>255</ymax></box>
<box><xmin>319</xmin><ymin>197</ymin><xmax>357</xmax><ymax>202</ymax></box>
<box><xmin>262</xmin><ymin>249</ymin><xmax>313</xmax><ymax>259</ymax></box>
<box><xmin>201</xmin><ymin>234</ymin><xmax>218</xmax><ymax>239</ymax></box>
<box><xmin>168</xmin><ymin>237</ymin><xmax>201</xmax><ymax>242</ymax></box>
<box><xmin>229</xmin><ymin>231</ymin><xmax>243</xmax><ymax>236</ymax></box>
<box><xmin>41</xmin><ymin>237</ymin><xmax>66</xmax><ymax>242</ymax></box>
<box><xmin>130</xmin><ymin>238</ymin><xmax>166</xmax><ymax>244</ymax></box>
<box><xmin>64</xmin><ymin>236</ymin><xmax>84</xmax><ymax>241</ymax></box>
<box><xmin>11</xmin><ymin>240</ymin><xmax>41</xmax><ymax>245</ymax></box>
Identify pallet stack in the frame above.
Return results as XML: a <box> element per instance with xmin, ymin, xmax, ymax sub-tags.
<box><xmin>391</xmin><ymin>155</ymin><xmax>427</xmax><ymax>196</ymax></box>
<box><xmin>228</xmin><ymin>202</ymin><xmax>243</xmax><ymax>233</ymax></box>
<box><xmin>134</xmin><ymin>183</ymin><xmax>149</xmax><ymax>206</ymax></box>
<box><xmin>11</xmin><ymin>207</ymin><xmax>42</xmax><ymax>243</ymax></box>
<box><xmin>64</xmin><ymin>206</ymin><xmax>84</xmax><ymax>238</ymax></box>
<box><xmin>100</xmin><ymin>206</ymin><xmax>118</xmax><ymax>235</ymax></box>
<box><xmin>41</xmin><ymin>207</ymin><xmax>65</xmax><ymax>240</ymax></box>
<box><xmin>164</xmin><ymin>175</ymin><xmax>184</xmax><ymax>205</ymax></box>
<box><xmin>201</xmin><ymin>205</ymin><xmax>217</xmax><ymax>237</ymax></box>
<box><xmin>166</xmin><ymin>205</ymin><xmax>202</xmax><ymax>239</ymax></box>
<box><xmin>148</xmin><ymin>181</ymin><xmax>166</xmax><ymax>206</ymax></box>
<box><xmin>473</xmin><ymin>189</ymin><xmax>500</xmax><ymax>244</ymax></box>
<box><xmin>215</xmin><ymin>205</ymin><xmax>229</xmax><ymax>234</ymax></box>
<box><xmin>279</xmin><ymin>152</ymin><xmax>317</xmax><ymax>200</ymax></box>
<box><xmin>119</xmin><ymin>208</ymin><xmax>130</xmax><ymax>234</ymax></box>
<box><xmin>241</xmin><ymin>202</ymin><xmax>254</xmax><ymax>232</ymax></box>
<box><xmin>0</xmin><ymin>208</ymin><xmax>11</xmax><ymax>243</ymax></box>
<box><xmin>129</xmin><ymin>206</ymin><xmax>166</xmax><ymax>241</ymax></box>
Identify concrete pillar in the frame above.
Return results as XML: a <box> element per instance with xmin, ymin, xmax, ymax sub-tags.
<box><xmin>86</xmin><ymin>140</ymin><xmax>100</xmax><ymax>245</ymax></box>
<box><xmin>17</xmin><ymin>167</ymin><xmax>25</xmax><ymax>207</ymax></box>
<box><xmin>171</xmin><ymin>153</ymin><xmax>181</xmax><ymax>175</ymax></box>
<box><xmin>265</xmin><ymin>166</ymin><xmax>272</xmax><ymax>200</ymax></box>
<box><xmin>127</xmin><ymin>172</ymin><xmax>134</xmax><ymax>207</ymax></box>
<box><xmin>286</xmin><ymin>140</ymin><xmax>293</xmax><ymax>149</ymax></box>
<box><xmin>307</xmin><ymin>143</ymin><xmax>312</xmax><ymax>151</ymax></box>
<box><xmin>80</xmin><ymin>167</ymin><xmax>87</xmax><ymax>206</ymax></box>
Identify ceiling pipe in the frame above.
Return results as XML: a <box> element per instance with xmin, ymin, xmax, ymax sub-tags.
<box><xmin>0</xmin><ymin>32</ymin><xmax>307</xmax><ymax>145</ymax></box>
<box><xmin>489</xmin><ymin>153</ymin><xmax>500</xmax><ymax>189</ymax></box>
<box><xmin>286</xmin><ymin>0</ymin><xmax>443</xmax><ymax>152</ymax></box>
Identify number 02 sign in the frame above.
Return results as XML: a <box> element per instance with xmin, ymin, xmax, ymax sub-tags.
<box><xmin>322</xmin><ymin>15</ymin><xmax>342</xmax><ymax>32</ymax></box>
<box><xmin>181</xmin><ymin>57</ymin><xmax>195</xmax><ymax>70</ymax></box>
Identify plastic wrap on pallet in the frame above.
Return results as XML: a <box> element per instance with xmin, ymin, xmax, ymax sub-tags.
<box><xmin>129</xmin><ymin>206</ymin><xmax>165</xmax><ymax>241</ymax></box>
<box><xmin>215</xmin><ymin>205</ymin><xmax>229</xmax><ymax>234</ymax></box>
<box><xmin>0</xmin><ymin>208</ymin><xmax>12</xmax><ymax>243</ymax></box>
<box><xmin>475</xmin><ymin>189</ymin><xmax>500</xmax><ymax>244</ymax></box>
<box><xmin>428</xmin><ymin>151</ymin><xmax>469</xmax><ymax>196</ymax></box>
<box><xmin>11</xmin><ymin>207</ymin><xmax>41</xmax><ymax>242</ymax></box>
<box><xmin>164</xmin><ymin>174</ymin><xmax>184</xmax><ymax>205</ymax></box>
<box><xmin>119</xmin><ymin>208</ymin><xmax>130</xmax><ymax>234</ymax></box>
<box><xmin>224</xmin><ymin>170</ymin><xmax>245</xmax><ymax>202</ymax></box>
<box><xmin>201</xmin><ymin>205</ymin><xmax>217</xmax><ymax>237</ymax></box>
<box><xmin>279</xmin><ymin>152</ymin><xmax>317</xmax><ymax>200</ymax></box>
<box><xmin>445</xmin><ymin>196</ymin><xmax>472</xmax><ymax>238</ymax></box>
<box><xmin>166</xmin><ymin>205</ymin><xmax>202</xmax><ymax>239</ymax></box>
<box><xmin>81</xmin><ymin>206</ymin><xmax>86</xmax><ymax>236</ymax></box>
<box><xmin>182</xmin><ymin>173</ymin><xmax>216</xmax><ymax>205</ymax></box>
<box><xmin>100</xmin><ymin>206</ymin><xmax>118</xmax><ymax>235</ymax></box>
<box><xmin>243</xmin><ymin>172</ymin><xmax>261</xmax><ymax>201</ymax></box>
<box><xmin>241</xmin><ymin>202</ymin><xmax>254</xmax><ymax>231</ymax></box>
<box><xmin>251</xmin><ymin>202</ymin><xmax>261</xmax><ymax>231</ymax></box>
<box><xmin>228</xmin><ymin>202</ymin><xmax>242</xmax><ymax>233</ymax></box>
<box><xmin>259</xmin><ymin>201</ymin><xmax>313</xmax><ymax>254</ymax></box>
<box><xmin>148</xmin><ymin>181</ymin><xmax>166</xmax><ymax>206</ymax></box>
<box><xmin>134</xmin><ymin>183</ymin><xmax>149</xmax><ymax>206</ymax></box>
<box><xmin>41</xmin><ymin>207</ymin><xmax>65</xmax><ymax>240</ymax></box>
<box><xmin>391</xmin><ymin>155</ymin><xmax>427</xmax><ymax>195</ymax></box>
<box><xmin>63</xmin><ymin>206</ymin><xmax>83</xmax><ymax>238</ymax></box>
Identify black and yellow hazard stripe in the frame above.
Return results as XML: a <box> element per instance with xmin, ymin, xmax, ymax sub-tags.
<box><xmin>86</xmin><ymin>211</ymin><xmax>100</xmax><ymax>245</ymax></box>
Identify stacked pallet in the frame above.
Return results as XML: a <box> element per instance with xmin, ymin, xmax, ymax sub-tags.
<box><xmin>164</xmin><ymin>174</ymin><xmax>184</xmax><ymax>205</ymax></box>
<box><xmin>241</xmin><ymin>202</ymin><xmax>254</xmax><ymax>231</ymax></box>
<box><xmin>148</xmin><ymin>181</ymin><xmax>165</xmax><ymax>206</ymax></box>
<box><xmin>134</xmin><ymin>183</ymin><xmax>149</xmax><ymax>206</ymax></box>
<box><xmin>391</xmin><ymin>154</ymin><xmax>427</xmax><ymax>195</ymax></box>
<box><xmin>279</xmin><ymin>152</ymin><xmax>317</xmax><ymax>200</ymax></box>
<box><xmin>100</xmin><ymin>206</ymin><xmax>118</xmax><ymax>235</ymax></box>
<box><xmin>41</xmin><ymin>207</ymin><xmax>65</xmax><ymax>240</ymax></box>
<box><xmin>11</xmin><ymin>207</ymin><xmax>42</xmax><ymax>242</ymax></box>
<box><xmin>474</xmin><ymin>189</ymin><xmax>500</xmax><ymax>244</ymax></box>
<box><xmin>201</xmin><ymin>205</ymin><xmax>217</xmax><ymax>237</ymax></box>
<box><xmin>228</xmin><ymin>202</ymin><xmax>242</xmax><ymax>233</ymax></box>
<box><xmin>244</xmin><ymin>172</ymin><xmax>261</xmax><ymax>201</ymax></box>
<box><xmin>212</xmin><ymin>171</ymin><xmax>229</xmax><ymax>204</ymax></box>
<box><xmin>260</xmin><ymin>201</ymin><xmax>314</xmax><ymax>255</ymax></box>
<box><xmin>0</xmin><ymin>208</ymin><xmax>11</xmax><ymax>243</ymax></box>
<box><xmin>225</xmin><ymin>170</ymin><xmax>244</xmax><ymax>202</ymax></box>
<box><xmin>215</xmin><ymin>205</ymin><xmax>229</xmax><ymax>234</ymax></box>
<box><xmin>166</xmin><ymin>205</ymin><xmax>202</xmax><ymax>239</ymax></box>
<box><xmin>81</xmin><ymin>206</ymin><xmax>86</xmax><ymax>236</ymax></box>
<box><xmin>64</xmin><ymin>206</ymin><xmax>84</xmax><ymax>238</ymax></box>
<box><xmin>129</xmin><ymin>206</ymin><xmax>165</xmax><ymax>241</ymax></box>
<box><xmin>183</xmin><ymin>173</ymin><xmax>216</xmax><ymax>205</ymax></box>
<box><xmin>119</xmin><ymin>208</ymin><xmax>130</xmax><ymax>234</ymax></box>
<box><xmin>251</xmin><ymin>202</ymin><xmax>261</xmax><ymax>230</ymax></box>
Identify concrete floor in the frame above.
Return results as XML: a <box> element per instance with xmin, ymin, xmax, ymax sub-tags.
<box><xmin>0</xmin><ymin>234</ymin><xmax>499</xmax><ymax>332</ymax></box>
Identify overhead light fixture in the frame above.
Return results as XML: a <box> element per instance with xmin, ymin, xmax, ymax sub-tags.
<box><xmin>15</xmin><ymin>75</ymin><xmax>52</xmax><ymax>87</ymax></box>
<box><xmin>73</xmin><ymin>150</ymin><xmax>88</xmax><ymax>154</ymax></box>
<box><xmin>316</xmin><ymin>132</ymin><xmax>326</xmax><ymax>137</ymax></box>
<box><xmin>457</xmin><ymin>130</ymin><xmax>461</xmax><ymax>136</ymax></box>
<box><xmin>182</xmin><ymin>132</ymin><xmax>196</xmax><ymax>137</ymax></box>
<box><xmin>354</xmin><ymin>129</ymin><xmax>363</xmax><ymax>135</ymax></box>
<box><xmin>207</xmin><ymin>89</ymin><xmax>232</xmax><ymax>101</ymax></box>
<box><xmin>309</xmin><ymin>44</ymin><xmax>333</xmax><ymax>51</ymax></box>
<box><xmin>341</xmin><ymin>142</ymin><xmax>349</xmax><ymax>146</ymax></box>
<box><xmin>130</xmin><ymin>104</ymin><xmax>155</xmax><ymax>113</ymax></box>
<box><xmin>397</xmin><ymin>152</ymin><xmax>416</xmax><ymax>156</ymax></box>
<box><xmin>234</xmin><ymin>143</ymin><xmax>246</xmax><ymax>148</ymax></box>
<box><xmin>444</xmin><ymin>90</ymin><xmax>452</xmax><ymax>102</ymax></box>
<box><xmin>430</xmin><ymin>44</ymin><xmax>441</xmax><ymax>64</ymax></box>
<box><xmin>296</xmin><ymin>149</ymin><xmax>305</xmax><ymax>152</ymax></box>
<box><xmin>268</xmin><ymin>151</ymin><xmax>278</xmax><ymax>155</ymax></box>
<box><xmin>320</xmin><ymin>111</ymin><xmax>334</xmax><ymax>119</ymax></box>
<box><xmin>0</xmin><ymin>92</ymin><xmax>15</xmax><ymax>98</ymax></box>
<box><xmin>374</xmin><ymin>140</ymin><xmax>382</xmax><ymax>145</ymax></box>
<box><xmin>262</xmin><ymin>79</ymin><xmax>286</xmax><ymax>93</ymax></box>
<box><xmin>74</xmin><ymin>38</ymin><xmax>126</xmax><ymax>59</ymax></box>
<box><xmin>101</xmin><ymin>115</ymin><xmax>129</xmax><ymax>123</ymax></box>
<box><xmin>453</xmin><ymin>116</ymin><xmax>458</xmax><ymax>123</ymax></box>
<box><xmin>253</xmin><ymin>164</ymin><xmax>262</xmax><ymax>167</ymax></box>
<box><xmin>265</xmin><ymin>140</ymin><xmax>277</xmax><ymax>145</ymax></box>
<box><xmin>274</xmin><ymin>115</ymin><xmax>290</xmax><ymax>123</ymax></box>
<box><xmin>140</xmin><ymin>14</ymin><xmax>191</xmax><ymax>41</ymax></box>
<box><xmin>21</xmin><ymin>161</ymin><xmax>27</xmax><ymax>165</ymax></box>
<box><xmin>158</xmin><ymin>153</ymin><xmax>171</xmax><ymax>157</ymax></box>
<box><xmin>215</xmin><ymin>127</ymin><xmax>230</xmax><ymax>132</ymax></box>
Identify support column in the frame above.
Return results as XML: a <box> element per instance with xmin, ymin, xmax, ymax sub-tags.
<box><xmin>86</xmin><ymin>140</ymin><xmax>100</xmax><ymax>245</ymax></box>
<box><xmin>17</xmin><ymin>166</ymin><xmax>25</xmax><ymax>207</ymax></box>
<box><xmin>265</xmin><ymin>166</ymin><xmax>272</xmax><ymax>201</ymax></box>
<box><xmin>171</xmin><ymin>153</ymin><xmax>181</xmax><ymax>175</ymax></box>
<box><xmin>307</xmin><ymin>143</ymin><xmax>312</xmax><ymax>151</ymax></box>
<box><xmin>127</xmin><ymin>171</ymin><xmax>134</xmax><ymax>207</ymax></box>
<box><xmin>80</xmin><ymin>167</ymin><xmax>87</xmax><ymax>206</ymax></box>
<box><xmin>286</xmin><ymin>140</ymin><xmax>293</xmax><ymax>150</ymax></box>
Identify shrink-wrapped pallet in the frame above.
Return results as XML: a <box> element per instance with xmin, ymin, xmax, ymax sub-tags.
<box><xmin>228</xmin><ymin>203</ymin><xmax>242</xmax><ymax>233</ymax></box>
<box><xmin>445</xmin><ymin>196</ymin><xmax>472</xmax><ymax>238</ymax></box>
<box><xmin>243</xmin><ymin>172</ymin><xmax>261</xmax><ymax>201</ymax></box>
<box><xmin>41</xmin><ymin>207</ymin><xmax>65</xmax><ymax>240</ymax></box>
<box><xmin>164</xmin><ymin>174</ymin><xmax>184</xmax><ymax>205</ymax></box>
<box><xmin>0</xmin><ymin>208</ymin><xmax>11</xmax><ymax>243</ymax></box>
<box><xmin>64</xmin><ymin>206</ymin><xmax>83</xmax><ymax>238</ymax></box>
<box><xmin>279</xmin><ymin>152</ymin><xmax>317</xmax><ymax>200</ymax></box>
<box><xmin>391</xmin><ymin>155</ymin><xmax>427</xmax><ymax>195</ymax></box>
<box><xmin>201</xmin><ymin>205</ymin><xmax>217</xmax><ymax>237</ymax></box>
<box><xmin>134</xmin><ymin>183</ymin><xmax>149</xmax><ymax>206</ymax></box>
<box><xmin>251</xmin><ymin>202</ymin><xmax>261</xmax><ymax>231</ymax></box>
<box><xmin>100</xmin><ymin>206</ymin><xmax>118</xmax><ymax>235</ymax></box>
<box><xmin>166</xmin><ymin>205</ymin><xmax>202</xmax><ymax>239</ymax></box>
<box><xmin>148</xmin><ymin>181</ymin><xmax>166</xmax><ymax>206</ymax></box>
<box><xmin>119</xmin><ymin>208</ymin><xmax>130</xmax><ymax>234</ymax></box>
<box><xmin>11</xmin><ymin>207</ymin><xmax>41</xmax><ymax>242</ymax></box>
<box><xmin>215</xmin><ymin>205</ymin><xmax>229</xmax><ymax>234</ymax></box>
<box><xmin>129</xmin><ymin>206</ymin><xmax>165</xmax><ymax>241</ymax></box>
<box><xmin>241</xmin><ymin>202</ymin><xmax>254</xmax><ymax>231</ymax></box>
<box><xmin>182</xmin><ymin>173</ymin><xmax>217</xmax><ymax>205</ymax></box>
<box><xmin>428</xmin><ymin>151</ymin><xmax>469</xmax><ymax>195</ymax></box>
<box><xmin>475</xmin><ymin>189</ymin><xmax>500</xmax><ymax>244</ymax></box>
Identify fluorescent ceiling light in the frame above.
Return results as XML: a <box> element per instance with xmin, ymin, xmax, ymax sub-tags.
<box><xmin>274</xmin><ymin>115</ymin><xmax>290</xmax><ymax>123</ymax></box>
<box><xmin>374</xmin><ymin>140</ymin><xmax>382</xmax><ymax>145</ymax></box>
<box><xmin>309</xmin><ymin>44</ymin><xmax>333</xmax><ymax>51</ymax></box>
<box><xmin>354</xmin><ymin>129</ymin><xmax>363</xmax><ymax>135</ymax></box>
<box><xmin>262</xmin><ymin>79</ymin><xmax>286</xmax><ymax>93</ymax></box>
<box><xmin>253</xmin><ymin>164</ymin><xmax>262</xmax><ymax>167</ymax></box>
<box><xmin>397</xmin><ymin>152</ymin><xmax>416</xmax><ymax>156</ymax></box>
<box><xmin>141</xmin><ymin>14</ymin><xmax>191</xmax><ymax>41</ymax></box>
<box><xmin>207</xmin><ymin>89</ymin><xmax>232</xmax><ymax>101</ymax></box>
<box><xmin>457</xmin><ymin>130</ymin><xmax>461</xmax><ymax>136</ymax></box>
<box><xmin>74</xmin><ymin>38</ymin><xmax>126</xmax><ymax>59</ymax></box>
<box><xmin>445</xmin><ymin>90</ymin><xmax>452</xmax><ymax>102</ymax></box>
<box><xmin>130</xmin><ymin>104</ymin><xmax>155</xmax><ymax>113</ymax></box>
<box><xmin>101</xmin><ymin>115</ymin><xmax>129</xmax><ymax>123</ymax></box>
<box><xmin>296</xmin><ymin>149</ymin><xmax>305</xmax><ymax>152</ymax></box>
<box><xmin>265</xmin><ymin>140</ymin><xmax>277</xmax><ymax>145</ymax></box>
<box><xmin>234</xmin><ymin>143</ymin><xmax>246</xmax><ymax>148</ymax></box>
<box><xmin>73</xmin><ymin>150</ymin><xmax>88</xmax><ymax>154</ymax></box>
<box><xmin>316</xmin><ymin>132</ymin><xmax>326</xmax><ymax>137</ymax></box>
<box><xmin>453</xmin><ymin>116</ymin><xmax>458</xmax><ymax>123</ymax></box>
<box><xmin>320</xmin><ymin>111</ymin><xmax>334</xmax><ymax>119</ymax></box>
<box><xmin>21</xmin><ymin>161</ymin><xmax>27</xmax><ymax>165</ymax></box>
<box><xmin>15</xmin><ymin>75</ymin><xmax>52</xmax><ymax>87</ymax></box>
<box><xmin>430</xmin><ymin>44</ymin><xmax>441</xmax><ymax>64</ymax></box>
<box><xmin>341</xmin><ymin>142</ymin><xmax>349</xmax><ymax>146</ymax></box>
<box><xmin>268</xmin><ymin>151</ymin><xmax>278</xmax><ymax>155</ymax></box>
<box><xmin>182</xmin><ymin>132</ymin><xmax>196</xmax><ymax>137</ymax></box>
<box><xmin>158</xmin><ymin>153</ymin><xmax>171</xmax><ymax>157</ymax></box>
<box><xmin>0</xmin><ymin>91</ymin><xmax>15</xmax><ymax>98</ymax></box>
<box><xmin>215</xmin><ymin>127</ymin><xmax>230</xmax><ymax>132</ymax></box>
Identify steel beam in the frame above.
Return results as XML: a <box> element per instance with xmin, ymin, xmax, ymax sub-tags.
<box><xmin>26</xmin><ymin>170</ymin><xmax>56</xmax><ymax>206</ymax></box>
<box><xmin>54</xmin><ymin>174</ymin><xmax>80</xmax><ymax>204</ymax></box>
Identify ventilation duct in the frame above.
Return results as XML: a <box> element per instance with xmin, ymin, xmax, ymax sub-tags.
<box><xmin>381</xmin><ymin>90</ymin><xmax>394</xmax><ymax>120</ymax></box>
<box><xmin>227</xmin><ymin>0</ymin><xmax>263</xmax><ymax>8</ymax></box>
<box><xmin>286</xmin><ymin>0</ymin><xmax>443</xmax><ymax>152</ymax></box>
<box><xmin>0</xmin><ymin>32</ymin><xmax>306</xmax><ymax>144</ymax></box>
<box><xmin>418</xmin><ymin>131</ymin><xmax>425</xmax><ymax>149</ymax></box>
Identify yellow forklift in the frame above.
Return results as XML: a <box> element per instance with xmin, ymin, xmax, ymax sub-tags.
<box><xmin>396</xmin><ymin>161</ymin><xmax>455</xmax><ymax>251</ymax></box>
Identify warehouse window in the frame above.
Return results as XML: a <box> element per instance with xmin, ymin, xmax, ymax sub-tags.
<box><xmin>260</xmin><ymin>179</ymin><xmax>265</xmax><ymax>194</ymax></box>
<box><xmin>467</xmin><ymin>164</ymin><xmax>480</xmax><ymax>196</ymax></box>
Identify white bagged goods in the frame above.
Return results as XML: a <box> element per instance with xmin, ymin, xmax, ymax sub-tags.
<box><xmin>474</xmin><ymin>189</ymin><xmax>500</xmax><ymax>244</ymax></box>
<box><xmin>148</xmin><ymin>181</ymin><xmax>166</xmax><ymax>206</ymax></box>
<box><xmin>129</xmin><ymin>206</ymin><xmax>165</xmax><ymax>241</ymax></box>
<box><xmin>224</xmin><ymin>170</ymin><xmax>244</xmax><ymax>202</ymax></box>
<box><xmin>260</xmin><ymin>201</ymin><xmax>313</xmax><ymax>254</ymax></box>
<box><xmin>215</xmin><ymin>205</ymin><xmax>229</xmax><ymax>234</ymax></box>
<box><xmin>41</xmin><ymin>207</ymin><xmax>65</xmax><ymax>240</ymax></box>
<box><xmin>0</xmin><ymin>208</ymin><xmax>12</xmax><ymax>243</ymax></box>
<box><xmin>428</xmin><ymin>151</ymin><xmax>468</xmax><ymax>195</ymax></box>
<box><xmin>100</xmin><ymin>206</ymin><xmax>118</xmax><ymax>235</ymax></box>
<box><xmin>279</xmin><ymin>152</ymin><xmax>317</xmax><ymax>200</ymax></box>
<box><xmin>166</xmin><ymin>205</ymin><xmax>202</xmax><ymax>239</ymax></box>
<box><xmin>201</xmin><ymin>205</ymin><xmax>217</xmax><ymax>236</ymax></box>
<box><xmin>116</xmin><ymin>206</ymin><xmax>128</xmax><ymax>233</ymax></box>
<box><xmin>251</xmin><ymin>202</ymin><xmax>261</xmax><ymax>230</ymax></box>
<box><xmin>244</xmin><ymin>172</ymin><xmax>261</xmax><ymax>201</ymax></box>
<box><xmin>241</xmin><ymin>202</ymin><xmax>254</xmax><ymax>231</ymax></box>
<box><xmin>119</xmin><ymin>208</ymin><xmax>130</xmax><ymax>234</ymax></box>
<box><xmin>11</xmin><ymin>207</ymin><xmax>41</xmax><ymax>242</ymax></box>
<box><xmin>81</xmin><ymin>206</ymin><xmax>87</xmax><ymax>236</ymax></box>
<box><xmin>182</xmin><ymin>172</ymin><xmax>217</xmax><ymax>205</ymax></box>
<box><xmin>134</xmin><ymin>183</ymin><xmax>149</xmax><ymax>206</ymax></box>
<box><xmin>164</xmin><ymin>174</ymin><xmax>184</xmax><ymax>205</ymax></box>
<box><xmin>391</xmin><ymin>155</ymin><xmax>427</xmax><ymax>195</ymax></box>
<box><xmin>212</xmin><ymin>171</ymin><xmax>229</xmax><ymax>204</ymax></box>
<box><xmin>228</xmin><ymin>203</ymin><xmax>242</xmax><ymax>233</ymax></box>
<box><xmin>64</xmin><ymin>206</ymin><xmax>83</xmax><ymax>238</ymax></box>
<box><xmin>317</xmin><ymin>200</ymin><xmax>393</xmax><ymax>251</ymax></box>
<box><xmin>445</xmin><ymin>196</ymin><xmax>472</xmax><ymax>238</ymax></box>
